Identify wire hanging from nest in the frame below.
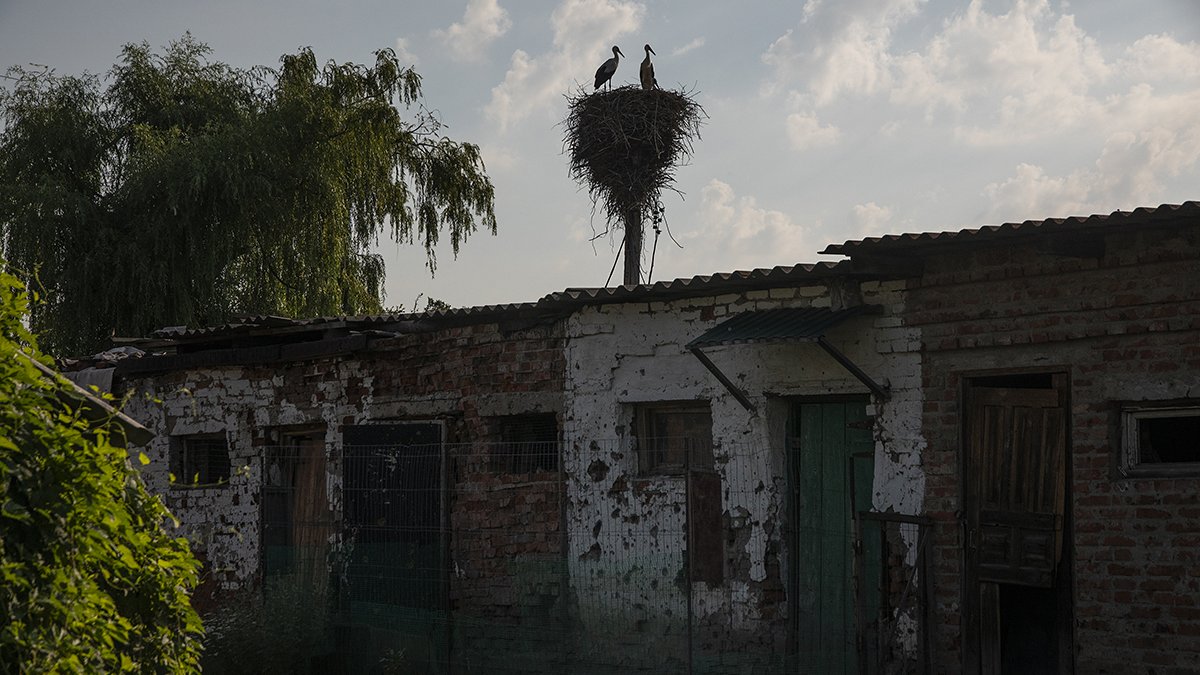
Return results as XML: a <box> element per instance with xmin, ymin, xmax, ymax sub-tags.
<box><xmin>563</xmin><ymin>84</ymin><xmax>705</xmax><ymax>285</ymax></box>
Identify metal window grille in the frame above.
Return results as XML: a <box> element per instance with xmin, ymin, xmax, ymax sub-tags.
<box><xmin>492</xmin><ymin>413</ymin><xmax>559</xmax><ymax>473</ymax></box>
<box><xmin>171</xmin><ymin>435</ymin><xmax>230</xmax><ymax>487</ymax></box>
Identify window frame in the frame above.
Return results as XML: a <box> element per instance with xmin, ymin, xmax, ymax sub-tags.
<box><xmin>1119</xmin><ymin>401</ymin><xmax>1200</xmax><ymax>478</ymax></box>
<box><xmin>170</xmin><ymin>433</ymin><xmax>232</xmax><ymax>489</ymax></box>
<box><xmin>489</xmin><ymin>412</ymin><xmax>560</xmax><ymax>474</ymax></box>
<box><xmin>634</xmin><ymin>401</ymin><xmax>714</xmax><ymax>475</ymax></box>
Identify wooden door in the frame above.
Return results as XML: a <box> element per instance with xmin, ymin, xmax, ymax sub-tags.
<box><xmin>792</xmin><ymin>399</ymin><xmax>876</xmax><ymax>675</ymax></box>
<box><xmin>962</xmin><ymin>379</ymin><xmax>1069</xmax><ymax>674</ymax></box>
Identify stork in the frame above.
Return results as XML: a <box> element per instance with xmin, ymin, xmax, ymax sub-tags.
<box><xmin>640</xmin><ymin>44</ymin><xmax>657</xmax><ymax>90</ymax></box>
<box><xmin>594</xmin><ymin>45</ymin><xmax>624</xmax><ymax>91</ymax></box>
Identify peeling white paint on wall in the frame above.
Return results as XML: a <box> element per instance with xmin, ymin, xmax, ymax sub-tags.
<box><xmin>562</xmin><ymin>279</ymin><xmax>926</xmax><ymax>652</ymax></box>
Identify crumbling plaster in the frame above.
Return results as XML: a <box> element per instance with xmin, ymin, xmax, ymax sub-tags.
<box><xmin>561</xmin><ymin>279</ymin><xmax>925</xmax><ymax>641</ymax></box>
<box><xmin>122</xmin><ymin>360</ymin><xmax>380</xmax><ymax>589</ymax></box>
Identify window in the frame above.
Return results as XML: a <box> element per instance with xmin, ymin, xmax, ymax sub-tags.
<box><xmin>1120</xmin><ymin>403</ymin><xmax>1200</xmax><ymax>477</ymax></box>
<box><xmin>635</xmin><ymin>402</ymin><xmax>713</xmax><ymax>474</ymax></box>
<box><xmin>170</xmin><ymin>434</ymin><xmax>231</xmax><ymax>487</ymax></box>
<box><xmin>491</xmin><ymin>413</ymin><xmax>559</xmax><ymax>473</ymax></box>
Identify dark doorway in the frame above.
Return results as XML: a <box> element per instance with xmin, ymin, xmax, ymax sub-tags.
<box><xmin>340</xmin><ymin>422</ymin><xmax>447</xmax><ymax>671</ymax></box>
<box><xmin>962</xmin><ymin>373</ymin><xmax>1072</xmax><ymax>674</ymax></box>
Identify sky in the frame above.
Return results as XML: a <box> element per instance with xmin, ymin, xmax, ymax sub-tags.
<box><xmin>2</xmin><ymin>0</ymin><xmax>1200</xmax><ymax>310</ymax></box>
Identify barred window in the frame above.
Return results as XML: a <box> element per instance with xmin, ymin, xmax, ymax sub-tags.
<box><xmin>170</xmin><ymin>434</ymin><xmax>231</xmax><ymax>487</ymax></box>
<box><xmin>635</xmin><ymin>402</ymin><xmax>713</xmax><ymax>474</ymax></box>
<box><xmin>491</xmin><ymin>413</ymin><xmax>559</xmax><ymax>473</ymax></box>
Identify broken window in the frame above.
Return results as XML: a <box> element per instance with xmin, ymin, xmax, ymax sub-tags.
<box><xmin>1120</xmin><ymin>402</ymin><xmax>1200</xmax><ymax>476</ymax></box>
<box><xmin>490</xmin><ymin>413</ymin><xmax>559</xmax><ymax>473</ymax></box>
<box><xmin>170</xmin><ymin>434</ymin><xmax>230</xmax><ymax>487</ymax></box>
<box><xmin>635</xmin><ymin>402</ymin><xmax>714</xmax><ymax>474</ymax></box>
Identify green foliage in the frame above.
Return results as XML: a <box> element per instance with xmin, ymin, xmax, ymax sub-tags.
<box><xmin>0</xmin><ymin>266</ymin><xmax>202</xmax><ymax>672</ymax></box>
<box><xmin>0</xmin><ymin>35</ymin><xmax>497</xmax><ymax>355</ymax></box>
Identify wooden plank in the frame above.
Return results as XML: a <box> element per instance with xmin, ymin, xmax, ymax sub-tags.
<box><xmin>819</xmin><ymin>402</ymin><xmax>848</xmax><ymax>673</ymax></box>
<box><xmin>797</xmin><ymin>403</ymin><xmax>824</xmax><ymax>664</ymax></box>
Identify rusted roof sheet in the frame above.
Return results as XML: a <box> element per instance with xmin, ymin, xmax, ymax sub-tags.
<box><xmin>821</xmin><ymin>201</ymin><xmax>1200</xmax><ymax>256</ymax></box>
<box><xmin>687</xmin><ymin>306</ymin><xmax>872</xmax><ymax>349</ymax></box>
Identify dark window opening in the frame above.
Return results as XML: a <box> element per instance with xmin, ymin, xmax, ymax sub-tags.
<box><xmin>491</xmin><ymin>413</ymin><xmax>559</xmax><ymax>473</ymax></box>
<box><xmin>635</xmin><ymin>403</ymin><xmax>714</xmax><ymax>474</ymax></box>
<box><xmin>1122</xmin><ymin>404</ymin><xmax>1200</xmax><ymax>472</ymax></box>
<box><xmin>170</xmin><ymin>435</ymin><xmax>231</xmax><ymax>487</ymax></box>
<box><xmin>1138</xmin><ymin>415</ymin><xmax>1200</xmax><ymax>464</ymax></box>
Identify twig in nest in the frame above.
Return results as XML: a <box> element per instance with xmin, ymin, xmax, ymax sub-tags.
<box><xmin>563</xmin><ymin>85</ymin><xmax>705</xmax><ymax>235</ymax></box>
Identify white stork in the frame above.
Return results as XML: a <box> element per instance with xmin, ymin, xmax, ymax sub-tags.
<box><xmin>594</xmin><ymin>45</ymin><xmax>624</xmax><ymax>91</ymax></box>
<box><xmin>640</xmin><ymin>44</ymin><xmax>657</xmax><ymax>90</ymax></box>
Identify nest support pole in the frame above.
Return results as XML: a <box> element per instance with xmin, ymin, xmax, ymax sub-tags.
<box><xmin>623</xmin><ymin>207</ymin><xmax>643</xmax><ymax>286</ymax></box>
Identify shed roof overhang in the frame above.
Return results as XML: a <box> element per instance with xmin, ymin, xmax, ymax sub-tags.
<box><xmin>685</xmin><ymin>306</ymin><xmax>889</xmax><ymax>412</ymax></box>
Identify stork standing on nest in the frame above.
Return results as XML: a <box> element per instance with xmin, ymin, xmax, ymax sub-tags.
<box><xmin>640</xmin><ymin>44</ymin><xmax>657</xmax><ymax>90</ymax></box>
<box><xmin>594</xmin><ymin>45</ymin><xmax>624</xmax><ymax>91</ymax></box>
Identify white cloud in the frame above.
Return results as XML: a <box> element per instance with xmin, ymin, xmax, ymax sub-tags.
<box><xmin>982</xmin><ymin>163</ymin><xmax>1094</xmax><ymax>220</ymax></box>
<box><xmin>762</xmin><ymin>0</ymin><xmax>923</xmax><ymax>104</ymax></box>
<box><xmin>671</xmin><ymin>38</ymin><xmax>705</xmax><ymax>58</ymax></box>
<box><xmin>1118</xmin><ymin>34</ymin><xmax>1200</xmax><ymax>85</ymax></box>
<box><xmin>484</xmin><ymin>0</ymin><xmax>643</xmax><ymax>132</ymax></box>
<box><xmin>394</xmin><ymin>37</ymin><xmax>418</xmax><ymax>66</ymax></box>
<box><xmin>851</xmin><ymin>202</ymin><xmax>893</xmax><ymax>236</ymax></box>
<box><xmin>982</xmin><ymin>83</ymin><xmax>1200</xmax><ymax>219</ymax></box>
<box><xmin>432</xmin><ymin>0</ymin><xmax>512</xmax><ymax>63</ymax></box>
<box><xmin>785</xmin><ymin>111</ymin><xmax>840</xmax><ymax>150</ymax></box>
<box><xmin>893</xmin><ymin>0</ymin><xmax>1110</xmax><ymax>144</ymax></box>
<box><xmin>686</xmin><ymin>179</ymin><xmax>815</xmax><ymax>269</ymax></box>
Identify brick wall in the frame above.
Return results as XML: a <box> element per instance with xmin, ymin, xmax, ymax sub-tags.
<box><xmin>904</xmin><ymin>223</ymin><xmax>1200</xmax><ymax>672</ymax></box>
<box><xmin>119</xmin><ymin>318</ymin><xmax>568</xmax><ymax>669</ymax></box>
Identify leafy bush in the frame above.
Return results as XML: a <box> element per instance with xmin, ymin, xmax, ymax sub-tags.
<box><xmin>0</xmin><ymin>266</ymin><xmax>202</xmax><ymax>672</ymax></box>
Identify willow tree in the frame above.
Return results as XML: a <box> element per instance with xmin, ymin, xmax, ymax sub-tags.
<box><xmin>0</xmin><ymin>35</ymin><xmax>496</xmax><ymax>356</ymax></box>
<box><xmin>564</xmin><ymin>85</ymin><xmax>703</xmax><ymax>285</ymax></box>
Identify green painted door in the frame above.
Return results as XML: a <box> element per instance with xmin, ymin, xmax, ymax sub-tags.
<box><xmin>792</xmin><ymin>399</ymin><xmax>876</xmax><ymax>674</ymax></box>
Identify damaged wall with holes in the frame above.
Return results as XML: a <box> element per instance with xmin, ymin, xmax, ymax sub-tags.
<box><xmin>561</xmin><ymin>277</ymin><xmax>924</xmax><ymax>672</ymax></box>
<box><xmin>112</xmin><ymin>314</ymin><xmax>568</xmax><ymax>663</ymax></box>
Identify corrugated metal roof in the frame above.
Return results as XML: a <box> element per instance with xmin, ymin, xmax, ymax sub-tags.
<box><xmin>821</xmin><ymin>201</ymin><xmax>1200</xmax><ymax>256</ymax></box>
<box><xmin>686</xmin><ymin>306</ymin><xmax>871</xmax><ymax>349</ymax></box>
<box><xmin>541</xmin><ymin>261</ymin><xmax>859</xmax><ymax>305</ymax></box>
<box><xmin>141</xmin><ymin>261</ymin><xmax>869</xmax><ymax>343</ymax></box>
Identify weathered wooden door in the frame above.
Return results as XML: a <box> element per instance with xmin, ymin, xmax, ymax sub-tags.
<box><xmin>962</xmin><ymin>377</ymin><xmax>1070</xmax><ymax>674</ymax></box>
<box><xmin>792</xmin><ymin>398</ymin><xmax>876</xmax><ymax>674</ymax></box>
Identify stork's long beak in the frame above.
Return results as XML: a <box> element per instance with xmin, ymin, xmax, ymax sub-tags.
<box><xmin>617</xmin><ymin>47</ymin><xmax>625</xmax><ymax>57</ymax></box>
<box><xmin>648</xmin><ymin>46</ymin><xmax>656</xmax><ymax>55</ymax></box>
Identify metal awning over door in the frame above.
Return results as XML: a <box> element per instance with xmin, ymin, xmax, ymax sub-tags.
<box><xmin>685</xmin><ymin>306</ymin><xmax>889</xmax><ymax>411</ymax></box>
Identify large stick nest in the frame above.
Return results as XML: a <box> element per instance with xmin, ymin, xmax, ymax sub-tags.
<box><xmin>564</xmin><ymin>86</ymin><xmax>705</xmax><ymax>226</ymax></box>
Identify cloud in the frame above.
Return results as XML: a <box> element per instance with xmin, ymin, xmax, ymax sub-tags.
<box><xmin>684</xmin><ymin>179</ymin><xmax>815</xmax><ymax>269</ymax></box>
<box><xmin>432</xmin><ymin>0</ymin><xmax>512</xmax><ymax>63</ymax></box>
<box><xmin>762</xmin><ymin>0</ymin><xmax>923</xmax><ymax>104</ymax></box>
<box><xmin>1118</xmin><ymin>34</ymin><xmax>1200</xmax><ymax>86</ymax></box>
<box><xmin>394</xmin><ymin>37</ymin><xmax>418</xmax><ymax>66</ymax></box>
<box><xmin>893</xmin><ymin>0</ymin><xmax>1110</xmax><ymax>143</ymax></box>
<box><xmin>851</xmin><ymin>202</ymin><xmax>893</xmax><ymax>236</ymax></box>
<box><xmin>484</xmin><ymin>0</ymin><xmax>643</xmax><ymax>132</ymax></box>
<box><xmin>671</xmin><ymin>38</ymin><xmax>705</xmax><ymax>57</ymax></box>
<box><xmin>785</xmin><ymin>112</ymin><xmax>840</xmax><ymax>150</ymax></box>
